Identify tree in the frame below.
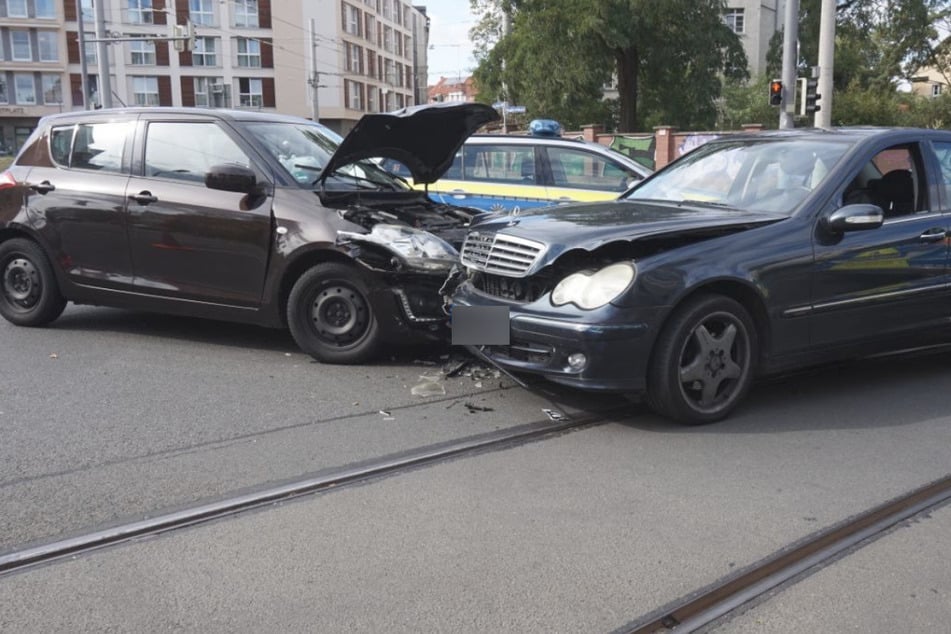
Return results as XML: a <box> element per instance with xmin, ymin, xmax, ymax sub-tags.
<box><xmin>470</xmin><ymin>0</ymin><xmax>747</xmax><ymax>131</ymax></box>
<box><xmin>766</xmin><ymin>0</ymin><xmax>949</xmax><ymax>91</ymax></box>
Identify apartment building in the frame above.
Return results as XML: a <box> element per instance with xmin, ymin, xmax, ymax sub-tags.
<box><xmin>723</xmin><ymin>0</ymin><xmax>785</xmax><ymax>78</ymax></box>
<box><xmin>0</xmin><ymin>0</ymin><xmax>430</xmax><ymax>151</ymax></box>
<box><xmin>0</xmin><ymin>0</ymin><xmax>64</xmax><ymax>152</ymax></box>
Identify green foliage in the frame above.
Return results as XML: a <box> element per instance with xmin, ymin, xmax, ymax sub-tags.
<box><xmin>766</xmin><ymin>0</ymin><xmax>948</xmax><ymax>91</ymax></box>
<box><xmin>718</xmin><ymin>76</ymin><xmax>781</xmax><ymax>130</ymax></box>
<box><xmin>469</xmin><ymin>0</ymin><xmax>747</xmax><ymax>132</ymax></box>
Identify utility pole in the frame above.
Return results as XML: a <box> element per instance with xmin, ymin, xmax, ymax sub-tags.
<box><xmin>76</xmin><ymin>0</ymin><xmax>91</xmax><ymax>109</ymax></box>
<box><xmin>309</xmin><ymin>18</ymin><xmax>320</xmax><ymax>122</ymax></box>
<box><xmin>779</xmin><ymin>0</ymin><xmax>800</xmax><ymax>129</ymax></box>
<box><xmin>815</xmin><ymin>0</ymin><xmax>836</xmax><ymax>127</ymax></box>
<box><xmin>93</xmin><ymin>0</ymin><xmax>113</xmax><ymax>108</ymax></box>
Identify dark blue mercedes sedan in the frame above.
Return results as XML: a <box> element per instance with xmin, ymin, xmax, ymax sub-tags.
<box><xmin>449</xmin><ymin>128</ymin><xmax>951</xmax><ymax>424</ymax></box>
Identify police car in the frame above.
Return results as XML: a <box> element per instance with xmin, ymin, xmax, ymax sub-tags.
<box><xmin>422</xmin><ymin>120</ymin><xmax>653</xmax><ymax>213</ymax></box>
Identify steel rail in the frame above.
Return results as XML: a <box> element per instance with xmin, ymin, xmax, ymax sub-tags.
<box><xmin>0</xmin><ymin>414</ymin><xmax>608</xmax><ymax>577</ymax></box>
<box><xmin>623</xmin><ymin>474</ymin><xmax>951</xmax><ymax>633</ymax></box>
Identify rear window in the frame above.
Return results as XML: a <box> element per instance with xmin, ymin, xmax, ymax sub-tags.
<box><xmin>48</xmin><ymin>121</ymin><xmax>130</xmax><ymax>173</ymax></box>
<box><xmin>50</xmin><ymin>126</ymin><xmax>73</xmax><ymax>166</ymax></box>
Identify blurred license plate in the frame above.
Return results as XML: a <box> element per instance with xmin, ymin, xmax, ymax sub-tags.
<box><xmin>451</xmin><ymin>305</ymin><xmax>510</xmax><ymax>346</ymax></box>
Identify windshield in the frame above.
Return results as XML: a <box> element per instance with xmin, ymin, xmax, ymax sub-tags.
<box><xmin>243</xmin><ymin>121</ymin><xmax>410</xmax><ymax>191</ymax></box>
<box><xmin>627</xmin><ymin>138</ymin><xmax>850</xmax><ymax>213</ymax></box>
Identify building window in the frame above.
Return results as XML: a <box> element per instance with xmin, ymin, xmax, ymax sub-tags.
<box><xmin>189</xmin><ymin>0</ymin><xmax>215</xmax><ymax>26</ymax></box>
<box><xmin>237</xmin><ymin>77</ymin><xmax>262</xmax><ymax>107</ymax></box>
<box><xmin>347</xmin><ymin>42</ymin><xmax>363</xmax><ymax>74</ymax></box>
<box><xmin>236</xmin><ymin>38</ymin><xmax>261</xmax><ymax>67</ymax></box>
<box><xmin>0</xmin><ymin>76</ymin><xmax>7</xmax><ymax>104</ymax></box>
<box><xmin>383</xmin><ymin>26</ymin><xmax>393</xmax><ymax>53</ymax></box>
<box><xmin>345</xmin><ymin>79</ymin><xmax>363</xmax><ymax>110</ymax></box>
<box><xmin>7</xmin><ymin>0</ymin><xmax>28</xmax><ymax>17</ymax></box>
<box><xmin>933</xmin><ymin>84</ymin><xmax>944</xmax><ymax>97</ymax></box>
<box><xmin>80</xmin><ymin>0</ymin><xmax>93</xmax><ymax>22</ymax></box>
<box><xmin>35</xmin><ymin>0</ymin><xmax>56</xmax><ymax>19</ymax></box>
<box><xmin>193</xmin><ymin>76</ymin><xmax>226</xmax><ymax>106</ymax></box>
<box><xmin>342</xmin><ymin>2</ymin><xmax>361</xmax><ymax>37</ymax></box>
<box><xmin>130</xmin><ymin>39</ymin><xmax>156</xmax><ymax>65</ymax></box>
<box><xmin>192</xmin><ymin>37</ymin><xmax>218</xmax><ymax>66</ymax></box>
<box><xmin>364</xmin><ymin>15</ymin><xmax>376</xmax><ymax>44</ymax></box>
<box><xmin>42</xmin><ymin>74</ymin><xmax>62</xmax><ymax>104</ymax></box>
<box><xmin>233</xmin><ymin>0</ymin><xmax>259</xmax><ymax>28</ymax></box>
<box><xmin>127</xmin><ymin>0</ymin><xmax>154</xmax><ymax>24</ymax></box>
<box><xmin>11</xmin><ymin>30</ymin><xmax>31</xmax><ymax>61</ymax></box>
<box><xmin>724</xmin><ymin>8</ymin><xmax>744</xmax><ymax>34</ymax></box>
<box><xmin>85</xmin><ymin>40</ymin><xmax>98</xmax><ymax>64</ymax></box>
<box><xmin>14</xmin><ymin>74</ymin><xmax>36</xmax><ymax>104</ymax></box>
<box><xmin>131</xmin><ymin>76</ymin><xmax>159</xmax><ymax>105</ymax></box>
<box><xmin>38</xmin><ymin>31</ymin><xmax>59</xmax><ymax>62</ymax></box>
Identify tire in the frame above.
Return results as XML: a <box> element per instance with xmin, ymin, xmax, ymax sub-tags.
<box><xmin>646</xmin><ymin>294</ymin><xmax>756</xmax><ymax>424</ymax></box>
<box><xmin>0</xmin><ymin>238</ymin><xmax>67</xmax><ymax>327</ymax></box>
<box><xmin>286</xmin><ymin>262</ymin><xmax>381</xmax><ymax>364</ymax></box>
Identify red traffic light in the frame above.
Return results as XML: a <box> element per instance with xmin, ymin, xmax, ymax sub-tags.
<box><xmin>769</xmin><ymin>80</ymin><xmax>783</xmax><ymax>107</ymax></box>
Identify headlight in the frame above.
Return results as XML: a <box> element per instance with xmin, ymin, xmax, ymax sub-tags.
<box><xmin>550</xmin><ymin>262</ymin><xmax>636</xmax><ymax>310</ymax></box>
<box><xmin>368</xmin><ymin>224</ymin><xmax>459</xmax><ymax>269</ymax></box>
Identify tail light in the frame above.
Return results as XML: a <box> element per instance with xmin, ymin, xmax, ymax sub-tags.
<box><xmin>0</xmin><ymin>171</ymin><xmax>16</xmax><ymax>191</ymax></box>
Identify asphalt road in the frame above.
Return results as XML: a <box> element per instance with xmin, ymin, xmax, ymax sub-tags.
<box><xmin>1</xmin><ymin>304</ymin><xmax>950</xmax><ymax>631</ymax></box>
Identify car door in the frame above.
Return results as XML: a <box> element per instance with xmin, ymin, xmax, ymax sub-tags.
<box><xmin>125</xmin><ymin>117</ymin><xmax>273</xmax><ymax>307</ymax></box>
<box><xmin>809</xmin><ymin>140</ymin><xmax>950</xmax><ymax>347</ymax></box>
<box><xmin>540</xmin><ymin>144</ymin><xmax>644</xmax><ymax>204</ymax></box>
<box><xmin>23</xmin><ymin>118</ymin><xmax>136</xmax><ymax>290</ymax></box>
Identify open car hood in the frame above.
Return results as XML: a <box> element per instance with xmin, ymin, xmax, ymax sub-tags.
<box><xmin>320</xmin><ymin>102</ymin><xmax>500</xmax><ymax>185</ymax></box>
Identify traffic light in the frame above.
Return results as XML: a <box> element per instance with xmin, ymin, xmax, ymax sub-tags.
<box><xmin>799</xmin><ymin>77</ymin><xmax>821</xmax><ymax>115</ymax></box>
<box><xmin>769</xmin><ymin>80</ymin><xmax>783</xmax><ymax>107</ymax></box>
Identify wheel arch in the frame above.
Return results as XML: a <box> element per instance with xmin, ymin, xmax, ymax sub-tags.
<box><xmin>277</xmin><ymin>248</ymin><xmax>359</xmax><ymax>326</ymax></box>
<box><xmin>656</xmin><ymin>279</ymin><xmax>771</xmax><ymax>371</ymax></box>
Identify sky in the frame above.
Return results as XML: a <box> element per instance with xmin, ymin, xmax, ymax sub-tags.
<box><xmin>423</xmin><ymin>0</ymin><xmax>479</xmax><ymax>85</ymax></box>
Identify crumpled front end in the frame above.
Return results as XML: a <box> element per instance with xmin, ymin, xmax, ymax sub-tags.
<box><xmin>335</xmin><ymin>222</ymin><xmax>461</xmax><ymax>342</ymax></box>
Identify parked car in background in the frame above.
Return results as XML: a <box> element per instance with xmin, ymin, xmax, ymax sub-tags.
<box><xmin>0</xmin><ymin>102</ymin><xmax>498</xmax><ymax>363</ymax></box>
<box><xmin>449</xmin><ymin>128</ymin><xmax>951</xmax><ymax>424</ymax></box>
<box><xmin>391</xmin><ymin>122</ymin><xmax>652</xmax><ymax>213</ymax></box>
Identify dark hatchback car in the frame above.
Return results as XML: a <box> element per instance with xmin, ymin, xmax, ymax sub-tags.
<box><xmin>0</xmin><ymin>103</ymin><xmax>498</xmax><ymax>363</ymax></box>
<box><xmin>450</xmin><ymin>128</ymin><xmax>951</xmax><ymax>423</ymax></box>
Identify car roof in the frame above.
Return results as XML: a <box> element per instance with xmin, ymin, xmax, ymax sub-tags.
<box><xmin>35</xmin><ymin>107</ymin><xmax>310</xmax><ymax>126</ymax></box>
<box><xmin>705</xmin><ymin>127</ymin><xmax>951</xmax><ymax>144</ymax></box>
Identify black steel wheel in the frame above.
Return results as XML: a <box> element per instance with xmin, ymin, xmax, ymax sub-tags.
<box><xmin>287</xmin><ymin>262</ymin><xmax>381</xmax><ymax>364</ymax></box>
<box><xmin>647</xmin><ymin>295</ymin><xmax>756</xmax><ymax>424</ymax></box>
<box><xmin>0</xmin><ymin>238</ymin><xmax>66</xmax><ymax>327</ymax></box>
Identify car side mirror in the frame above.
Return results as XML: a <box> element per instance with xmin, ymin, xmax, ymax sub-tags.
<box><xmin>822</xmin><ymin>204</ymin><xmax>884</xmax><ymax>233</ymax></box>
<box><xmin>205</xmin><ymin>164</ymin><xmax>258</xmax><ymax>194</ymax></box>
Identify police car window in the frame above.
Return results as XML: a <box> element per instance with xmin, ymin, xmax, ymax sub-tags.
<box><xmin>465</xmin><ymin>145</ymin><xmax>536</xmax><ymax>184</ymax></box>
<box><xmin>145</xmin><ymin>121</ymin><xmax>250</xmax><ymax>182</ymax></box>
<box><xmin>547</xmin><ymin>146</ymin><xmax>638</xmax><ymax>192</ymax></box>
<box><xmin>70</xmin><ymin>122</ymin><xmax>129</xmax><ymax>172</ymax></box>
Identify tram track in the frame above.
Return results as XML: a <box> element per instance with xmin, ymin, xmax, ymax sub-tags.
<box><xmin>0</xmin><ymin>411</ymin><xmax>610</xmax><ymax>579</ymax></box>
<box><xmin>620</xmin><ymin>474</ymin><xmax>951</xmax><ymax>633</ymax></box>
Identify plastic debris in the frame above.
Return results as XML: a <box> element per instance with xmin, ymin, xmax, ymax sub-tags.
<box><xmin>542</xmin><ymin>408</ymin><xmax>568</xmax><ymax>422</ymax></box>
<box><xmin>49</xmin><ymin>353</ymin><xmax>58</xmax><ymax>359</ymax></box>
<box><xmin>379</xmin><ymin>409</ymin><xmax>395</xmax><ymax>421</ymax></box>
<box><xmin>411</xmin><ymin>380</ymin><xmax>446</xmax><ymax>397</ymax></box>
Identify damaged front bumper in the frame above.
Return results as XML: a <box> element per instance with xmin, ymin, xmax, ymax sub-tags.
<box><xmin>451</xmin><ymin>282</ymin><xmax>665</xmax><ymax>393</ymax></box>
<box><xmin>337</xmin><ymin>225</ymin><xmax>460</xmax><ymax>342</ymax></box>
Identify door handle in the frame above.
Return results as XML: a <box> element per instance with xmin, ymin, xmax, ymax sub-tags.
<box><xmin>918</xmin><ymin>228</ymin><xmax>947</xmax><ymax>242</ymax></box>
<box><xmin>30</xmin><ymin>181</ymin><xmax>55</xmax><ymax>194</ymax></box>
<box><xmin>130</xmin><ymin>191</ymin><xmax>158</xmax><ymax>205</ymax></box>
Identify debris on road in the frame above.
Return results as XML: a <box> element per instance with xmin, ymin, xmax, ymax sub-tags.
<box><xmin>379</xmin><ymin>409</ymin><xmax>395</xmax><ymax>421</ymax></box>
<box><xmin>464</xmin><ymin>402</ymin><xmax>494</xmax><ymax>413</ymax></box>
